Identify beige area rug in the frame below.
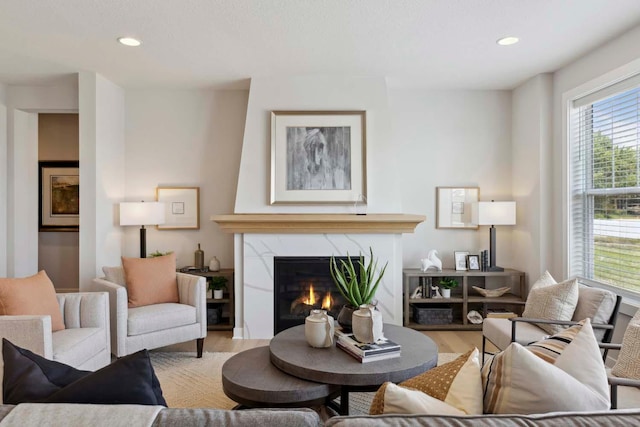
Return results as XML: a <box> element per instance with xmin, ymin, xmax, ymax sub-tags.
<box><xmin>150</xmin><ymin>351</ymin><xmax>462</xmax><ymax>415</ymax></box>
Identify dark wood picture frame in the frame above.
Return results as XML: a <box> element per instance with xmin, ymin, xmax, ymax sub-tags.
<box><xmin>39</xmin><ymin>161</ymin><xmax>79</xmax><ymax>232</ymax></box>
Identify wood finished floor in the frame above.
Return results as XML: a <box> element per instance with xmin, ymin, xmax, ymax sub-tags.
<box><xmin>158</xmin><ymin>329</ymin><xmax>496</xmax><ymax>354</ymax></box>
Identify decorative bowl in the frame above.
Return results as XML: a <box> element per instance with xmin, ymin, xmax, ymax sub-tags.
<box><xmin>472</xmin><ymin>286</ymin><xmax>511</xmax><ymax>297</ymax></box>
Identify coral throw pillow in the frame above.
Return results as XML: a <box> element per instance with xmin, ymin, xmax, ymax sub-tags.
<box><xmin>122</xmin><ymin>253</ymin><xmax>179</xmax><ymax>308</ymax></box>
<box><xmin>0</xmin><ymin>270</ymin><xmax>65</xmax><ymax>331</ymax></box>
<box><xmin>370</xmin><ymin>349</ymin><xmax>483</xmax><ymax>415</ymax></box>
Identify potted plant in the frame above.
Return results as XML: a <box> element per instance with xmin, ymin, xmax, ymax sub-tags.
<box><xmin>209</xmin><ymin>276</ymin><xmax>228</xmax><ymax>300</ymax></box>
<box><xmin>329</xmin><ymin>247</ymin><xmax>387</xmax><ymax>329</ymax></box>
<box><xmin>439</xmin><ymin>277</ymin><xmax>458</xmax><ymax>298</ymax></box>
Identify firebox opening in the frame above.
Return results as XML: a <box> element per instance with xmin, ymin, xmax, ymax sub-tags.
<box><xmin>274</xmin><ymin>256</ymin><xmax>356</xmax><ymax>334</ymax></box>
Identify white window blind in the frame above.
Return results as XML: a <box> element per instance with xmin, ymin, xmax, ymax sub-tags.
<box><xmin>570</xmin><ymin>81</ymin><xmax>640</xmax><ymax>295</ymax></box>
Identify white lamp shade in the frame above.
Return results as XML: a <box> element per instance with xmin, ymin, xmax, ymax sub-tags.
<box><xmin>119</xmin><ymin>202</ymin><xmax>166</xmax><ymax>226</ymax></box>
<box><xmin>472</xmin><ymin>201</ymin><xmax>516</xmax><ymax>226</ymax></box>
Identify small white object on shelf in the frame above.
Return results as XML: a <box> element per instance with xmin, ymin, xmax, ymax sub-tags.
<box><xmin>467</xmin><ymin>310</ymin><xmax>483</xmax><ymax>324</ymax></box>
<box><xmin>472</xmin><ymin>286</ymin><xmax>511</xmax><ymax>297</ymax></box>
<box><xmin>420</xmin><ymin>249</ymin><xmax>442</xmax><ymax>272</ymax></box>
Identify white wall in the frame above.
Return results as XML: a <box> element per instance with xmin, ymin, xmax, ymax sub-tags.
<box><xmin>511</xmin><ymin>74</ymin><xmax>553</xmax><ymax>288</ymax></box>
<box><xmin>124</xmin><ymin>89</ymin><xmax>248</xmax><ymax>268</ymax></box>
<box><xmin>235</xmin><ymin>75</ymin><xmax>399</xmax><ymax>213</ymax></box>
<box><xmin>3</xmin><ymin>82</ymin><xmax>78</xmax><ymax>279</ymax></box>
<box><xmin>390</xmin><ymin>90</ymin><xmax>513</xmax><ymax>270</ymax></box>
<box><xmin>78</xmin><ymin>72</ymin><xmax>125</xmax><ymax>290</ymax></box>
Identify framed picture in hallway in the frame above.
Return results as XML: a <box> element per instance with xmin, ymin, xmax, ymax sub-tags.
<box><xmin>39</xmin><ymin>161</ymin><xmax>80</xmax><ymax>232</ymax></box>
<box><xmin>270</xmin><ymin>110</ymin><xmax>367</xmax><ymax>204</ymax></box>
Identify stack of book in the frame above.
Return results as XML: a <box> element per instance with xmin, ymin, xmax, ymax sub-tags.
<box><xmin>334</xmin><ymin>328</ymin><xmax>401</xmax><ymax>363</ymax></box>
<box><xmin>485</xmin><ymin>308</ymin><xmax>517</xmax><ymax>319</ymax></box>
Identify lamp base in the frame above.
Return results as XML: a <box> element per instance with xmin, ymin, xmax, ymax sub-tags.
<box><xmin>486</xmin><ymin>265</ymin><xmax>505</xmax><ymax>272</ymax></box>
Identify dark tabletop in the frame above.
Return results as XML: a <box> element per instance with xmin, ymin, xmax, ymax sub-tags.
<box><xmin>269</xmin><ymin>323</ymin><xmax>438</xmax><ymax>387</ymax></box>
<box><xmin>222</xmin><ymin>346</ymin><xmax>339</xmax><ymax>407</ymax></box>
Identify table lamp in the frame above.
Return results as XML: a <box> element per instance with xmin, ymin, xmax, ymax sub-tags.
<box><xmin>119</xmin><ymin>201</ymin><xmax>166</xmax><ymax>258</ymax></box>
<box><xmin>471</xmin><ymin>200</ymin><xmax>516</xmax><ymax>272</ymax></box>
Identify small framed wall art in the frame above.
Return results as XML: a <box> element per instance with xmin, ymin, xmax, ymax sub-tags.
<box><xmin>39</xmin><ymin>161</ymin><xmax>80</xmax><ymax>232</ymax></box>
<box><xmin>270</xmin><ymin>110</ymin><xmax>367</xmax><ymax>204</ymax></box>
<box><xmin>156</xmin><ymin>187</ymin><xmax>200</xmax><ymax>229</ymax></box>
<box><xmin>436</xmin><ymin>187</ymin><xmax>479</xmax><ymax>229</ymax></box>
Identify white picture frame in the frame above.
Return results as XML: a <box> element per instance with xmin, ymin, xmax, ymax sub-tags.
<box><xmin>270</xmin><ymin>110</ymin><xmax>367</xmax><ymax>204</ymax></box>
<box><xmin>454</xmin><ymin>251</ymin><xmax>470</xmax><ymax>271</ymax></box>
<box><xmin>436</xmin><ymin>187</ymin><xmax>479</xmax><ymax>229</ymax></box>
<box><xmin>156</xmin><ymin>187</ymin><xmax>200</xmax><ymax>229</ymax></box>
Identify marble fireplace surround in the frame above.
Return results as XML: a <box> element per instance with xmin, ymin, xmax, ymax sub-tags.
<box><xmin>211</xmin><ymin>214</ymin><xmax>425</xmax><ymax>339</ymax></box>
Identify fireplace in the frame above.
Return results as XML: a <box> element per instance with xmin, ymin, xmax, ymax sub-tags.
<box><xmin>274</xmin><ymin>256</ymin><xmax>354</xmax><ymax>334</ymax></box>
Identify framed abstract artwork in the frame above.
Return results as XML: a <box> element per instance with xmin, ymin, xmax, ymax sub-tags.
<box><xmin>270</xmin><ymin>110</ymin><xmax>367</xmax><ymax>204</ymax></box>
<box><xmin>436</xmin><ymin>187</ymin><xmax>479</xmax><ymax>229</ymax></box>
<box><xmin>156</xmin><ymin>187</ymin><xmax>200</xmax><ymax>229</ymax></box>
<box><xmin>39</xmin><ymin>161</ymin><xmax>79</xmax><ymax>231</ymax></box>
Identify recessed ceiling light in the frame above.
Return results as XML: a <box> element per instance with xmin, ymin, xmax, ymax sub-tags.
<box><xmin>117</xmin><ymin>37</ymin><xmax>142</xmax><ymax>47</ymax></box>
<box><xmin>497</xmin><ymin>36</ymin><xmax>519</xmax><ymax>46</ymax></box>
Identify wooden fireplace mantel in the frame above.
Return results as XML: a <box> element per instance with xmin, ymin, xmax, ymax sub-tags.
<box><xmin>210</xmin><ymin>214</ymin><xmax>425</xmax><ymax>234</ymax></box>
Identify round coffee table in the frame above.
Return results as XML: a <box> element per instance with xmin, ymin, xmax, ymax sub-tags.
<box><xmin>270</xmin><ymin>324</ymin><xmax>438</xmax><ymax>414</ymax></box>
<box><xmin>222</xmin><ymin>346</ymin><xmax>339</xmax><ymax>408</ymax></box>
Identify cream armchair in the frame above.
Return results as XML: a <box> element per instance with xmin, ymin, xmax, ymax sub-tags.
<box><xmin>90</xmin><ymin>267</ymin><xmax>207</xmax><ymax>358</ymax></box>
<box><xmin>0</xmin><ymin>292</ymin><xmax>111</xmax><ymax>403</ymax></box>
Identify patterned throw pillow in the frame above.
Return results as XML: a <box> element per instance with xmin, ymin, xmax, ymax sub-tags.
<box><xmin>525</xmin><ymin>320</ymin><xmax>584</xmax><ymax>363</ymax></box>
<box><xmin>482</xmin><ymin>319</ymin><xmax>610</xmax><ymax>414</ymax></box>
<box><xmin>370</xmin><ymin>349</ymin><xmax>482</xmax><ymax>415</ymax></box>
<box><xmin>612</xmin><ymin>309</ymin><xmax>640</xmax><ymax>379</ymax></box>
<box><xmin>522</xmin><ymin>278</ymin><xmax>579</xmax><ymax>335</ymax></box>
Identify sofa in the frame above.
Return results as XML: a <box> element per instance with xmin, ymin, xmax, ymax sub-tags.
<box><xmin>0</xmin><ymin>405</ymin><xmax>638</xmax><ymax>426</ymax></box>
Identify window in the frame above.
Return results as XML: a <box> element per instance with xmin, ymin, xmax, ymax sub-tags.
<box><xmin>570</xmin><ymin>82</ymin><xmax>640</xmax><ymax>295</ymax></box>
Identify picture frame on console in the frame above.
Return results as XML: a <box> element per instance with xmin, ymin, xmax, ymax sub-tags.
<box><xmin>436</xmin><ymin>187</ymin><xmax>479</xmax><ymax>229</ymax></box>
<box><xmin>454</xmin><ymin>251</ymin><xmax>469</xmax><ymax>271</ymax></box>
<box><xmin>270</xmin><ymin>110</ymin><xmax>367</xmax><ymax>204</ymax></box>
<box><xmin>467</xmin><ymin>254</ymin><xmax>480</xmax><ymax>271</ymax></box>
<box><xmin>156</xmin><ymin>187</ymin><xmax>200</xmax><ymax>229</ymax></box>
<box><xmin>39</xmin><ymin>161</ymin><xmax>80</xmax><ymax>232</ymax></box>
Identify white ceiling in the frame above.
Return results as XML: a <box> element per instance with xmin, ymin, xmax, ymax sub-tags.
<box><xmin>1</xmin><ymin>0</ymin><xmax>640</xmax><ymax>90</ymax></box>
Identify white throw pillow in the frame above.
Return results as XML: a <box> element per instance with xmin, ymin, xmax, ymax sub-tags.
<box><xmin>483</xmin><ymin>319</ymin><xmax>610</xmax><ymax>414</ymax></box>
<box><xmin>522</xmin><ymin>278</ymin><xmax>579</xmax><ymax>335</ymax></box>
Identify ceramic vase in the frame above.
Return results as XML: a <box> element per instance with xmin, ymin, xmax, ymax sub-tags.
<box><xmin>305</xmin><ymin>309</ymin><xmax>335</xmax><ymax>348</ymax></box>
<box><xmin>352</xmin><ymin>304</ymin><xmax>383</xmax><ymax>344</ymax></box>
<box><xmin>213</xmin><ymin>289</ymin><xmax>224</xmax><ymax>299</ymax></box>
<box><xmin>209</xmin><ymin>256</ymin><xmax>220</xmax><ymax>272</ymax></box>
<box><xmin>337</xmin><ymin>304</ymin><xmax>357</xmax><ymax>331</ymax></box>
<box><xmin>442</xmin><ymin>288</ymin><xmax>451</xmax><ymax>298</ymax></box>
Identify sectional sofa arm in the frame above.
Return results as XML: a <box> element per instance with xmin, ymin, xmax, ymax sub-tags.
<box><xmin>0</xmin><ymin>315</ymin><xmax>53</xmax><ymax>358</ymax></box>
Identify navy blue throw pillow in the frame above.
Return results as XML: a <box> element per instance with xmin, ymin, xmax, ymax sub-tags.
<box><xmin>2</xmin><ymin>338</ymin><xmax>166</xmax><ymax>406</ymax></box>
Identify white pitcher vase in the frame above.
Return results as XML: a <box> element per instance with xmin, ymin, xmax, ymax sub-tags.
<box><xmin>352</xmin><ymin>304</ymin><xmax>383</xmax><ymax>344</ymax></box>
<box><xmin>304</xmin><ymin>309</ymin><xmax>335</xmax><ymax>348</ymax></box>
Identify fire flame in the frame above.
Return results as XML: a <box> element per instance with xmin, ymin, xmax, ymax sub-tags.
<box><xmin>303</xmin><ymin>285</ymin><xmax>316</xmax><ymax>306</ymax></box>
<box><xmin>322</xmin><ymin>291</ymin><xmax>333</xmax><ymax>310</ymax></box>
